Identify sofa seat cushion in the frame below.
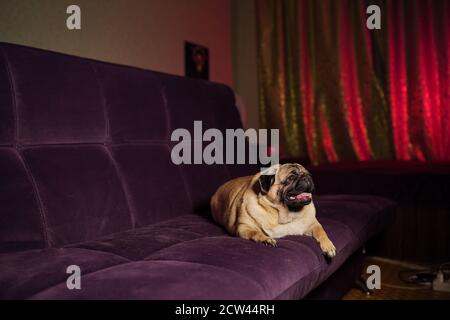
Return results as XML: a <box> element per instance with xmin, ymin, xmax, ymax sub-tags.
<box><xmin>69</xmin><ymin>215</ymin><xmax>226</xmax><ymax>261</ymax></box>
<box><xmin>0</xmin><ymin>248</ymin><xmax>129</xmax><ymax>299</ymax></box>
<box><xmin>315</xmin><ymin>195</ymin><xmax>394</xmax><ymax>243</ymax></box>
<box><xmin>31</xmin><ymin>260</ymin><xmax>268</xmax><ymax>299</ymax></box>
<box><xmin>20</xmin><ymin>195</ymin><xmax>395</xmax><ymax>299</ymax></box>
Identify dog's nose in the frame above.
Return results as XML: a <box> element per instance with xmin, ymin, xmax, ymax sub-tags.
<box><xmin>295</xmin><ymin>176</ymin><xmax>312</xmax><ymax>190</ymax></box>
<box><xmin>295</xmin><ymin>177</ymin><xmax>306</xmax><ymax>188</ymax></box>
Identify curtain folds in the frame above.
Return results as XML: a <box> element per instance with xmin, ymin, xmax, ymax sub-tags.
<box><xmin>256</xmin><ymin>0</ymin><xmax>450</xmax><ymax>163</ymax></box>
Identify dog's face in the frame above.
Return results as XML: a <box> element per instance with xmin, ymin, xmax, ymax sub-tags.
<box><xmin>259</xmin><ymin>163</ymin><xmax>314</xmax><ymax>212</ymax></box>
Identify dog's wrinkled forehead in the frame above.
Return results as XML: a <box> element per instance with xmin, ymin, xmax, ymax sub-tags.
<box><xmin>276</xmin><ymin>163</ymin><xmax>308</xmax><ymax>181</ymax></box>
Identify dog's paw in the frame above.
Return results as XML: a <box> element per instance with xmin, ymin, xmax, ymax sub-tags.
<box><xmin>320</xmin><ymin>238</ymin><xmax>336</xmax><ymax>258</ymax></box>
<box><xmin>262</xmin><ymin>238</ymin><xmax>278</xmax><ymax>247</ymax></box>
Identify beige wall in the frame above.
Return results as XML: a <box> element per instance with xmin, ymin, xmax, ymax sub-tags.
<box><xmin>0</xmin><ymin>0</ymin><xmax>233</xmax><ymax>86</ymax></box>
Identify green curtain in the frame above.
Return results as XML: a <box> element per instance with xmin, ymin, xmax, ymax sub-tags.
<box><xmin>256</xmin><ymin>0</ymin><xmax>394</xmax><ymax>163</ymax></box>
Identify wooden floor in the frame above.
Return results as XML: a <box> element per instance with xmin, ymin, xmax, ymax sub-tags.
<box><xmin>343</xmin><ymin>256</ymin><xmax>450</xmax><ymax>300</ymax></box>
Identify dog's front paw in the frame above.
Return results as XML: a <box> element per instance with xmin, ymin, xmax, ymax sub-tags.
<box><xmin>320</xmin><ymin>238</ymin><xmax>336</xmax><ymax>258</ymax></box>
<box><xmin>262</xmin><ymin>237</ymin><xmax>278</xmax><ymax>247</ymax></box>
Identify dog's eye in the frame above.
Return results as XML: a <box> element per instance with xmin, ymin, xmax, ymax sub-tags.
<box><xmin>285</xmin><ymin>175</ymin><xmax>296</xmax><ymax>183</ymax></box>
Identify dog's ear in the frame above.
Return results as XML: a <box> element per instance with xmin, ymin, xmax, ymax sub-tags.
<box><xmin>259</xmin><ymin>174</ymin><xmax>275</xmax><ymax>194</ymax></box>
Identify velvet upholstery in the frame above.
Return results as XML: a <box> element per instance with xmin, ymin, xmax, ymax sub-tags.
<box><xmin>0</xmin><ymin>52</ymin><xmax>13</xmax><ymax>145</ymax></box>
<box><xmin>0</xmin><ymin>149</ymin><xmax>44</xmax><ymax>252</ymax></box>
<box><xmin>0</xmin><ymin>248</ymin><xmax>128</xmax><ymax>299</ymax></box>
<box><xmin>26</xmin><ymin>195</ymin><xmax>393</xmax><ymax>299</ymax></box>
<box><xmin>111</xmin><ymin>145</ymin><xmax>191</xmax><ymax>227</ymax></box>
<box><xmin>22</xmin><ymin>145</ymin><xmax>132</xmax><ymax>246</ymax></box>
<box><xmin>0</xmin><ymin>42</ymin><xmax>395</xmax><ymax>299</ymax></box>
<box><xmin>5</xmin><ymin>45</ymin><xmax>106</xmax><ymax>144</ymax></box>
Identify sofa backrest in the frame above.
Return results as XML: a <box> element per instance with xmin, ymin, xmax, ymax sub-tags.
<box><xmin>0</xmin><ymin>42</ymin><xmax>255</xmax><ymax>251</ymax></box>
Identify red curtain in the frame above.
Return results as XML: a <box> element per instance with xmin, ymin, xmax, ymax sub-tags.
<box><xmin>388</xmin><ymin>0</ymin><xmax>450</xmax><ymax>160</ymax></box>
<box><xmin>257</xmin><ymin>0</ymin><xmax>450</xmax><ymax>163</ymax></box>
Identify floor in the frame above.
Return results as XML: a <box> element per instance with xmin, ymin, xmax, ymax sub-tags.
<box><xmin>343</xmin><ymin>256</ymin><xmax>450</xmax><ymax>300</ymax></box>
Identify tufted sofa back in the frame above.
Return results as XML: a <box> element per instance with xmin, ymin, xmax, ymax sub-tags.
<box><xmin>0</xmin><ymin>43</ymin><xmax>253</xmax><ymax>251</ymax></box>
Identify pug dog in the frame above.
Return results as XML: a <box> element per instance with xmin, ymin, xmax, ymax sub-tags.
<box><xmin>210</xmin><ymin>163</ymin><xmax>336</xmax><ymax>257</ymax></box>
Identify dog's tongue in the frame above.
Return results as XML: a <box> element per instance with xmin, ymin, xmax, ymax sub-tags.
<box><xmin>295</xmin><ymin>193</ymin><xmax>311</xmax><ymax>201</ymax></box>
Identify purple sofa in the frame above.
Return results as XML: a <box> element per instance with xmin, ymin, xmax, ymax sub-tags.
<box><xmin>0</xmin><ymin>42</ymin><xmax>395</xmax><ymax>299</ymax></box>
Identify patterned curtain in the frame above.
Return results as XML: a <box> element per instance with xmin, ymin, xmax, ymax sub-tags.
<box><xmin>256</xmin><ymin>0</ymin><xmax>450</xmax><ymax>164</ymax></box>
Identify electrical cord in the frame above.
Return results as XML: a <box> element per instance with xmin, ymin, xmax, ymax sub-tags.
<box><xmin>366</xmin><ymin>257</ymin><xmax>450</xmax><ymax>292</ymax></box>
<box><xmin>391</xmin><ymin>261</ymin><xmax>450</xmax><ymax>290</ymax></box>
<box><xmin>438</xmin><ymin>262</ymin><xmax>450</xmax><ymax>272</ymax></box>
<box><xmin>381</xmin><ymin>282</ymin><xmax>431</xmax><ymax>290</ymax></box>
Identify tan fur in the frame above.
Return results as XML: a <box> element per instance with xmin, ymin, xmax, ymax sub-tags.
<box><xmin>210</xmin><ymin>164</ymin><xmax>336</xmax><ymax>257</ymax></box>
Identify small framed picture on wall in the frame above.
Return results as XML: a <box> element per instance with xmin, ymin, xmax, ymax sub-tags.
<box><xmin>185</xmin><ymin>41</ymin><xmax>209</xmax><ymax>80</ymax></box>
